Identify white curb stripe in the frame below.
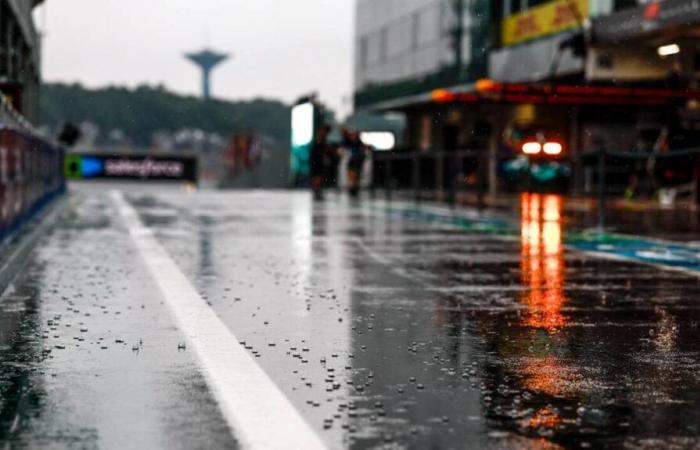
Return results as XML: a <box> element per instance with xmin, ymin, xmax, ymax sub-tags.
<box><xmin>111</xmin><ymin>190</ymin><xmax>326</xmax><ymax>450</ymax></box>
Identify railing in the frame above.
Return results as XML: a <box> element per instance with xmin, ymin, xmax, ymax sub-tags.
<box><xmin>372</xmin><ymin>149</ymin><xmax>486</xmax><ymax>206</ymax></box>
<box><xmin>0</xmin><ymin>94</ymin><xmax>65</xmax><ymax>241</ymax></box>
<box><xmin>579</xmin><ymin>148</ymin><xmax>700</xmax><ymax>228</ymax></box>
<box><xmin>373</xmin><ymin>146</ymin><xmax>700</xmax><ymax>229</ymax></box>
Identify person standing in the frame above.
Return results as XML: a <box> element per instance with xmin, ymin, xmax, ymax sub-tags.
<box><xmin>343</xmin><ymin>130</ymin><xmax>368</xmax><ymax>198</ymax></box>
<box><xmin>310</xmin><ymin>125</ymin><xmax>332</xmax><ymax>200</ymax></box>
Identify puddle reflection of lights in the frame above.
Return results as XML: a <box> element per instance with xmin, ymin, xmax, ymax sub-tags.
<box><xmin>654</xmin><ymin>310</ymin><xmax>678</xmax><ymax>353</ymax></box>
<box><xmin>543</xmin><ymin>222</ymin><xmax>561</xmax><ymax>257</ymax></box>
<box><xmin>542</xmin><ymin>195</ymin><xmax>561</xmax><ymax>222</ymax></box>
<box><xmin>519</xmin><ymin>406</ymin><xmax>564</xmax><ymax>430</ymax></box>
<box><xmin>515</xmin><ymin>194</ymin><xmax>582</xmax><ymax>436</ymax></box>
<box><xmin>520</xmin><ymin>193</ymin><xmax>567</xmax><ymax>330</ymax></box>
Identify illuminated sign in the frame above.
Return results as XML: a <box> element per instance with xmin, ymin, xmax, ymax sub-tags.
<box><xmin>502</xmin><ymin>0</ymin><xmax>588</xmax><ymax>47</ymax></box>
<box><xmin>292</xmin><ymin>103</ymin><xmax>314</xmax><ymax>148</ymax></box>
<box><xmin>65</xmin><ymin>154</ymin><xmax>197</xmax><ymax>182</ymax></box>
<box><xmin>290</xmin><ymin>101</ymin><xmax>316</xmax><ymax>182</ymax></box>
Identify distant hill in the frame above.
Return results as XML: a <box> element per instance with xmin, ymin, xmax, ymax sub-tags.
<box><xmin>40</xmin><ymin>83</ymin><xmax>291</xmax><ymax>146</ymax></box>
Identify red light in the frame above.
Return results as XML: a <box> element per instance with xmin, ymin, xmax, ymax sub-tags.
<box><xmin>644</xmin><ymin>2</ymin><xmax>661</xmax><ymax>20</ymax></box>
<box><xmin>523</xmin><ymin>142</ymin><xmax>542</xmax><ymax>155</ymax></box>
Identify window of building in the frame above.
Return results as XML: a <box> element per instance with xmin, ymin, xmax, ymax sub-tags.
<box><xmin>614</xmin><ymin>0</ymin><xmax>639</xmax><ymax>11</ymax></box>
<box><xmin>359</xmin><ymin>36</ymin><xmax>369</xmax><ymax>70</ymax></box>
<box><xmin>504</xmin><ymin>0</ymin><xmax>523</xmax><ymax>16</ymax></box>
<box><xmin>380</xmin><ymin>27</ymin><xmax>388</xmax><ymax>63</ymax></box>
<box><xmin>412</xmin><ymin>13</ymin><xmax>420</xmax><ymax>51</ymax></box>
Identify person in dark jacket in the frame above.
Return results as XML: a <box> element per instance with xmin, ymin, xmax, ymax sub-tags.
<box><xmin>310</xmin><ymin>125</ymin><xmax>332</xmax><ymax>200</ymax></box>
<box><xmin>342</xmin><ymin>129</ymin><xmax>367</xmax><ymax>198</ymax></box>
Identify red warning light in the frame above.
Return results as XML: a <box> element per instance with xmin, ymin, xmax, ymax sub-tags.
<box><xmin>644</xmin><ymin>2</ymin><xmax>661</xmax><ymax>21</ymax></box>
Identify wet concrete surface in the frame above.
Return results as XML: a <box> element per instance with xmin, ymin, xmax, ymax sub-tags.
<box><xmin>3</xmin><ymin>183</ymin><xmax>700</xmax><ymax>449</ymax></box>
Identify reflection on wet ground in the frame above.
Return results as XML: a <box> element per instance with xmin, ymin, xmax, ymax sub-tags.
<box><xmin>0</xmin><ymin>183</ymin><xmax>699</xmax><ymax>448</ymax></box>
<box><xmin>520</xmin><ymin>194</ymin><xmax>566</xmax><ymax>330</ymax></box>
<box><xmin>125</xmin><ymin>187</ymin><xmax>700</xmax><ymax>449</ymax></box>
<box><xmin>0</xmin><ymin>262</ymin><xmax>45</xmax><ymax>444</ymax></box>
<box><xmin>0</xmin><ymin>191</ymin><xmax>237</xmax><ymax>449</ymax></box>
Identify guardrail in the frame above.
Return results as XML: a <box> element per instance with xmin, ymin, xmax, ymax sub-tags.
<box><xmin>372</xmin><ymin>149</ymin><xmax>486</xmax><ymax>206</ymax></box>
<box><xmin>579</xmin><ymin>147</ymin><xmax>700</xmax><ymax>228</ymax></box>
<box><xmin>373</xmin><ymin>146</ymin><xmax>700</xmax><ymax>230</ymax></box>
<box><xmin>0</xmin><ymin>94</ymin><xmax>65</xmax><ymax>241</ymax></box>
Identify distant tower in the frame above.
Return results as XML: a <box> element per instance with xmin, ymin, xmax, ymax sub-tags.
<box><xmin>185</xmin><ymin>48</ymin><xmax>229</xmax><ymax>99</ymax></box>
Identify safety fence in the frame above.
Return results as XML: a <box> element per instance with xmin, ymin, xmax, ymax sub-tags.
<box><xmin>372</xmin><ymin>146</ymin><xmax>700</xmax><ymax>228</ymax></box>
<box><xmin>0</xmin><ymin>95</ymin><xmax>65</xmax><ymax>241</ymax></box>
<box><xmin>579</xmin><ymin>148</ymin><xmax>700</xmax><ymax>228</ymax></box>
<box><xmin>372</xmin><ymin>149</ymin><xmax>485</xmax><ymax>204</ymax></box>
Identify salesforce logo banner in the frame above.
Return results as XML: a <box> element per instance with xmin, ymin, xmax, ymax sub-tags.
<box><xmin>65</xmin><ymin>154</ymin><xmax>197</xmax><ymax>182</ymax></box>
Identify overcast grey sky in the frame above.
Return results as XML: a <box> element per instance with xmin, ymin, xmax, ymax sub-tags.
<box><xmin>35</xmin><ymin>0</ymin><xmax>355</xmax><ymax>115</ymax></box>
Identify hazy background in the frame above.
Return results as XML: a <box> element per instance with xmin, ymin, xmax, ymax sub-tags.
<box><xmin>35</xmin><ymin>0</ymin><xmax>354</xmax><ymax>115</ymax></box>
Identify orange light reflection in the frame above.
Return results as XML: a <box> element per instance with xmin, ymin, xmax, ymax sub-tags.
<box><xmin>520</xmin><ymin>193</ymin><xmax>567</xmax><ymax>330</ymax></box>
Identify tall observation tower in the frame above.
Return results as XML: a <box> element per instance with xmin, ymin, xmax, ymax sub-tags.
<box><xmin>185</xmin><ymin>48</ymin><xmax>229</xmax><ymax>99</ymax></box>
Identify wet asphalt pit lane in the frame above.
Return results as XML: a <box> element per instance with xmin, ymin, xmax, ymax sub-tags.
<box><xmin>0</xmin><ymin>188</ymin><xmax>238</xmax><ymax>449</ymax></box>
<box><xmin>109</xmin><ymin>190</ymin><xmax>700</xmax><ymax>448</ymax></box>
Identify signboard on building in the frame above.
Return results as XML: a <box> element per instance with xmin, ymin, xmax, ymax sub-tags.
<box><xmin>593</xmin><ymin>0</ymin><xmax>700</xmax><ymax>44</ymax></box>
<box><xmin>502</xmin><ymin>0</ymin><xmax>588</xmax><ymax>47</ymax></box>
<box><xmin>65</xmin><ymin>154</ymin><xmax>198</xmax><ymax>182</ymax></box>
<box><xmin>586</xmin><ymin>47</ymin><xmax>672</xmax><ymax>81</ymax></box>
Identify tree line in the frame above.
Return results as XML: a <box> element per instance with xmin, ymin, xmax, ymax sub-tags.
<box><xmin>40</xmin><ymin>83</ymin><xmax>291</xmax><ymax>146</ymax></box>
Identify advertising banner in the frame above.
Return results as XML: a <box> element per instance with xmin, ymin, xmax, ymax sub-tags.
<box><xmin>0</xmin><ymin>126</ymin><xmax>65</xmax><ymax>238</ymax></box>
<box><xmin>65</xmin><ymin>154</ymin><xmax>198</xmax><ymax>183</ymax></box>
<box><xmin>502</xmin><ymin>0</ymin><xmax>588</xmax><ymax>47</ymax></box>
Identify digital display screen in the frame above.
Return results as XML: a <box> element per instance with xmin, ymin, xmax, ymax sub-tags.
<box><xmin>290</xmin><ymin>102</ymin><xmax>315</xmax><ymax>183</ymax></box>
<box><xmin>291</xmin><ymin>102</ymin><xmax>314</xmax><ymax>148</ymax></box>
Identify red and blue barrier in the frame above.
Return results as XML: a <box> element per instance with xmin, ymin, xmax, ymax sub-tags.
<box><xmin>0</xmin><ymin>103</ymin><xmax>65</xmax><ymax>242</ymax></box>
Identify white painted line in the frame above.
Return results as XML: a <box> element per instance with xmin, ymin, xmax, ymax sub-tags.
<box><xmin>577</xmin><ymin>249</ymin><xmax>700</xmax><ymax>280</ymax></box>
<box><xmin>110</xmin><ymin>190</ymin><xmax>326</xmax><ymax>450</ymax></box>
